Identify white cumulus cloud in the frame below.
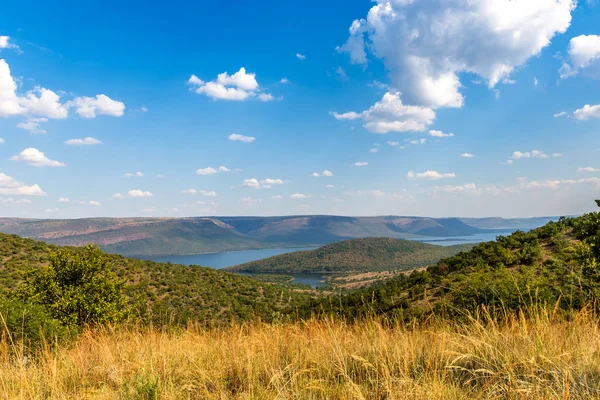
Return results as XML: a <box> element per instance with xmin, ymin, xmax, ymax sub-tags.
<box><xmin>124</xmin><ymin>172</ymin><xmax>144</xmax><ymax>177</ymax></box>
<box><xmin>407</xmin><ymin>170</ymin><xmax>456</xmax><ymax>180</ymax></box>
<box><xmin>196</xmin><ymin>167</ymin><xmax>218</xmax><ymax>176</ymax></box>
<box><xmin>0</xmin><ymin>173</ymin><xmax>46</xmax><ymax>196</ymax></box>
<box><xmin>290</xmin><ymin>193</ymin><xmax>311</xmax><ymax>199</ymax></box>
<box><xmin>65</xmin><ymin>137</ymin><xmax>102</xmax><ymax>146</ymax></box>
<box><xmin>429</xmin><ymin>130</ymin><xmax>454</xmax><ymax>138</ymax></box>
<box><xmin>338</xmin><ymin>0</ymin><xmax>575</xmax><ymax>108</ymax></box>
<box><xmin>577</xmin><ymin>167</ymin><xmax>599</xmax><ymax>172</ymax></box>
<box><xmin>113</xmin><ymin>190</ymin><xmax>153</xmax><ymax>198</ymax></box>
<box><xmin>187</xmin><ymin>68</ymin><xmax>274</xmax><ymax>101</ymax></box>
<box><xmin>560</xmin><ymin>34</ymin><xmax>600</xmax><ymax>79</ymax></box>
<box><xmin>573</xmin><ymin>104</ymin><xmax>600</xmax><ymax>120</ymax></box>
<box><xmin>11</xmin><ymin>148</ymin><xmax>65</xmax><ymax>167</ymax></box>
<box><xmin>331</xmin><ymin>92</ymin><xmax>435</xmax><ymax>133</ymax></box>
<box><xmin>66</xmin><ymin>94</ymin><xmax>125</xmax><ymax>118</ymax></box>
<box><xmin>461</xmin><ymin>153</ymin><xmax>475</xmax><ymax>158</ymax></box>
<box><xmin>228</xmin><ymin>133</ymin><xmax>256</xmax><ymax>143</ymax></box>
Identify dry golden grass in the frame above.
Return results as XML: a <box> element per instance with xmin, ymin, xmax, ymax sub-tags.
<box><xmin>2</xmin><ymin>308</ymin><xmax>600</xmax><ymax>399</ymax></box>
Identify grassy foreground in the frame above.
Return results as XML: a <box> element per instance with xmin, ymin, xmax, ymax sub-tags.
<box><xmin>3</xmin><ymin>307</ymin><xmax>600</xmax><ymax>399</ymax></box>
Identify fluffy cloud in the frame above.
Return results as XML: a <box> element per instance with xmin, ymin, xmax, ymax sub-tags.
<box><xmin>407</xmin><ymin>170</ymin><xmax>456</xmax><ymax>180</ymax></box>
<box><xmin>0</xmin><ymin>59</ymin><xmax>125</xmax><ymax>132</ymax></box>
<box><xmin>290</xmin><ymin>193</ymin><xmax>311</xmax><ymax>199</ymax></box>
<box><xmin>64</xmin><ymin>137</ymin><xmax>102</xmax><ymax>146</ymax></box>
<box><xmin>88</xmin><ymin>201</ymin><xmax>101</xmax><ymax>206</ymax></box>
<box><xmin>461</xmin><ymin>153</ymin><xmax>475</xmax><ymax>158</ymax></box>
<box><xmin>58</xmin><ymin>197</ymin><xmax>70</xmax><ymax>203</ymax></box>
<box><xmin>241</xmin><ymin>178</ymin><xmax>261</xmax><ymax>189</ymax></box>
<box><xmin>354</xmin><ymin>161</ymin><xmax>369</xmax><ymax>167</ymax></box>
<box><xmin>17</xmin><ymin>87</ymin><xmax>69</xmax><ymax>120</ymax></box>
<box><xmin>113</xmin><ymin>190</ymin><xmax>153</xmax><ymax>198</ymax></box>
<box><xmin>554</xmin><ymin>111</ymin><xmax>567</xmax><ymax>118</ymax></box>
<box><xmin>296</xmin><ymin>53</ymin><xmax>306</xmax><ymax>60</ymax></box>
<box><xmin>196</xmin><ymin>167</ymin><xmax>218</xmax><ymax>176</ymax></box>
<box><xmin>573</xmin><ymin>104</ymin><xmax>600</xmax><ymax>120</ymax></box>
<box><xmin>261</xmin><ymin>178</ymin><xmax>285</xmax><ymax>187</ymax></box>
<box><xmin>124</xmin><ymin>172</ymin><xmax>144</xmax><ymax>177</ymax></box>
<box><xmin>0</xmin><ymin>138</ymin><xmax>3</xmax><ymax>143</ymax></box>
<box><xmin>11</xmin><ymin>148</ymin><xmax>65</xmax><ymax>167</ymax></box>
<box><xmin>577</xmin><ymin>167</ymin><xmax>599</xmax><ymax>172</ymax></box>
<box><xmin>0</xmin><ymin>173</ymin><xmax>46</xmax><ymax>196</ymax></box>
<box><xmin>338</xmin><ymin>0</ymin><xmax>574</xmax><ymax>108</ymax></box>
<box><xmin>228</xmin><ymin>133</ymin><xmax>256</xmax><ymax>143</ymax></box>
<box><xmin>313</xmin><ymin>170</ymin><xmax>334</xmax><ymax>177</ymax></box>
<box><xmin>429</xmin><ymin>130</ymin><xmax>454</xmax><ymax>138</ymax></box>
<box><xmin>241</xmin><ymin>178</ymin><xmax>285</xmax><ymax>189</ymax></box>
<box><xmin>369</xmin><ymin>148</ymin><xmax>379</xmax><ymax>153</ymax></box>
<box><xmin>187</xmin><ymin>68</ymin><xmax>274</xmax><ymax>101</ymax></box>
<box><xmin>66</xmin><ymin>94</ymin><xmax>125</xmax><ymax>118</ymax></box>
<box><xmin>331</xmin><ymin>92</ymin><xmax>435</xmax><ymax>133</ymax></box>
<box><xmin>0</xmin><ymin>36</ymin><xmax>17</xmax><ymax>49</ymax></box>
<box><xmin>560</xmin><ymin>35</ymin><xmax>600</xmax><ymax>79</ymax></box>
<box><xmin>0</xmin><ymin>60</ymin><xmax>27</xmax><ymax>117</ymax></box>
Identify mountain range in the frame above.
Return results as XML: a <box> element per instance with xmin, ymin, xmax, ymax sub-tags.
<box><xmin>0</xmin><ymin>215</ymin><xmax>556</xmax><ymax>256</ymax></box>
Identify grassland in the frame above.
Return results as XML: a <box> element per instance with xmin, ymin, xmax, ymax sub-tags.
<box><xmin>2</xmin><ymin>307</ymin><xmax>599</xmax><ymax>399</ymax></box>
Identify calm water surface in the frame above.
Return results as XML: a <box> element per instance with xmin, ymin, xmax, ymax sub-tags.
<box><xmin>141</xmin><ymin>231</ymin><xmax>516</xmax><ymax>288</ymax></box>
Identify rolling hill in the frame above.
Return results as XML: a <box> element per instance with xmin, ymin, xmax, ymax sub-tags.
<box><xmin>0</xmin><ymin>215</ymin><xmax>502</xmax><ymax>256</ymax></box>
<box><xmin>0</xmin><ymin>232</ymin><xmax>308</xmax><ymax>325</ymax></box>
<box><xmin>226</xmin><ymin>238</ymin><xmax>473</xmax><ymax>273</ymax></box>
<box><xmin>304</xmin><ymin>211</ymin><xmax>600</xmax><ymax>321</ymax></box>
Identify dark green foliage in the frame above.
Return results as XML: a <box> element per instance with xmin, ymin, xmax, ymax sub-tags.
<box><xmin>16</xmin><ymin>245</ymin><xmax>127</xmax><ymax>328</ymax></box>
<box><xmin>227</xmin><ymin>238</ymin><xmax>473</xmax><ymax>273</ymax></box>
<box><xmin>0</xmin><ymin>297</ymin><xmax>68</xmax><ymax>347</ymax></box>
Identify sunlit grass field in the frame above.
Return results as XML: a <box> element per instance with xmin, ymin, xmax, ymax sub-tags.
<box><xmin>3</xmin><ymin>306</ymin><xmax>600</xmax><ymax>399</ymax></box>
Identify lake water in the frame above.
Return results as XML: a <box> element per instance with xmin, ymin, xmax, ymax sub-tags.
<box><xmin>139</xmin><ymin>247</ymin><xmax>328</xmax><ymax>288</ymax></box>
<box><xmin>140</xmin><ymin>231</ymin><xmax>515</xmax><ymax>288</ymax></box>
<box><xmin>411</xmin><ymin>230</ymin><xmax>514</xmax><ymax>246</ymax></box>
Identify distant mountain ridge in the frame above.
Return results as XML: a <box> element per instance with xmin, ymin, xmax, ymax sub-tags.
<box><xmin>0</xmin><ymin>215</ymin><xmax>553</xmax><ymax>256</ymax></box>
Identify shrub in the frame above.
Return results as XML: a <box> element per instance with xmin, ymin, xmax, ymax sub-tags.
<box><xmin>16</xmin><ymin>245</ymin><xmax>128</xmax><ymax>328</ymax></box>
<box><xmin>0</xmin><ymin>297</ymin><xmax>68</xmax><ymax>348</ymax></box>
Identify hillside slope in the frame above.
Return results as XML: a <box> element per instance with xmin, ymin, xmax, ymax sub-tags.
<box><xmin>306</xmin><ymin>207</ymin><xmax>600</xmax><ymax>320</ymax></box>
<box><xmin>226</xmin><ymin>238</ymin><xmax>473</xmax><ymax>273</ymax></box>
<box><xmin>0</xmin><ymin>215</ymin><xmax>493</xmax><ymax>256</ymax></box>
<box><xmin>0</xmin><ymin>233</ymin><xmax>307</xmax><ymax>325</ymax></box>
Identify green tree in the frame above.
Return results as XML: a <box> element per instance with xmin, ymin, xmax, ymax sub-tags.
<box><xmin>17</xmin><ymin>245</ymin><xmax>127</xmax><ymax>328</ymax></box>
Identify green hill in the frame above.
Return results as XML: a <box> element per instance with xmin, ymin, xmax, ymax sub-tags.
<box><xmin>305</xmin><ymin>206</ymin><xmax>600</xmax><ymax>320</ymax></box>
<box><xmin>0</xmin><ymin>233</ymin><xmax>307</xmax><ymax>326</ymax></box>
<box><xmin>226</xmin><ymin>238</ymin><xmax>474</xmax><ymax>273</ymax></box>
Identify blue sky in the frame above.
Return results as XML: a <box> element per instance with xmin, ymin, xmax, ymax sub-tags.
<box><xmin>1</xmin><ymin>0</ymin><xmax>600</xmax><ymax>218</ymax></box>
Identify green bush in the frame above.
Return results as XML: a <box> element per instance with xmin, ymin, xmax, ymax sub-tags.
<box><xmin>16</xmin><ymin>245</ymin><xmax>128</xmax><ymax>328</ymax></box>
<box><xmin>0</xmin><ymin>297</ymin><xmax>68</xmax><ymax>348</ymax></box>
